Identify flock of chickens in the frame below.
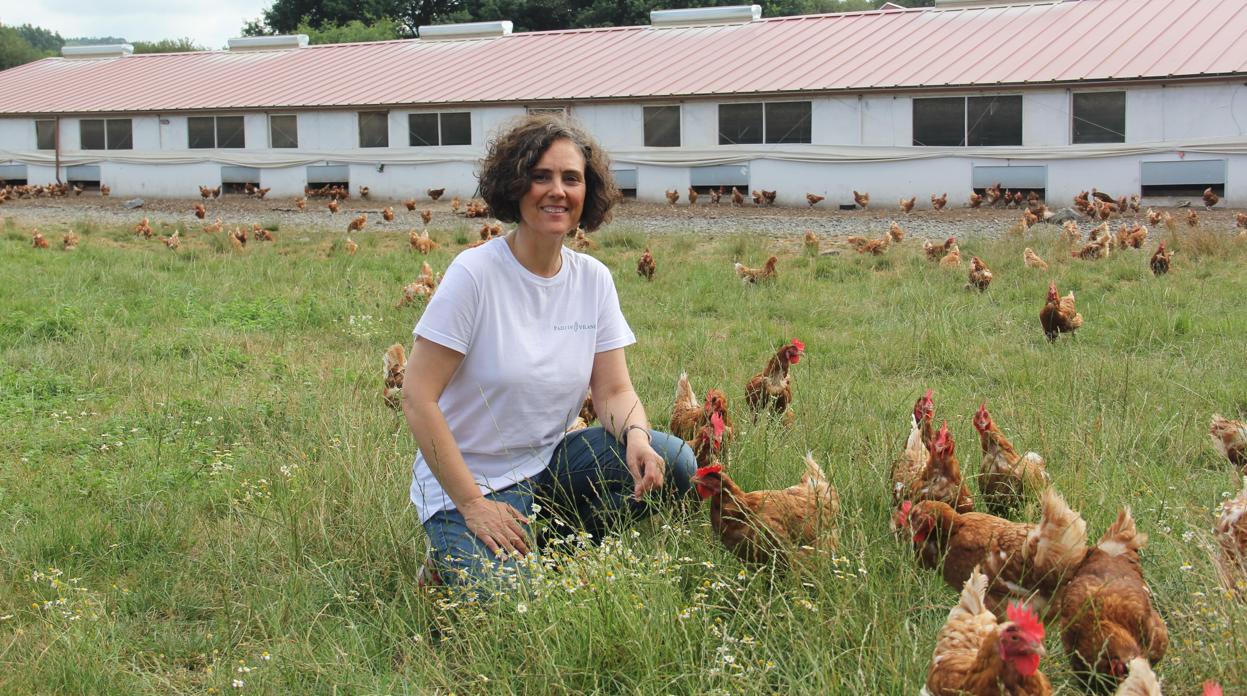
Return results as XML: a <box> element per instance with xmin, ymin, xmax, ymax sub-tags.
<box><xmin>376</xmin><ymin>187</ymin><xmax>1242</xmax><ymax>696</ymax></box>
<box><xmin>379</xmin><ymin>299</ymin><xmax>1246</xmax><ymax>695</ymax></box>
<box><xmin>12</xmin><ymin>177</ymin><xmax>1247</xmax><ymax>693</ymax></box>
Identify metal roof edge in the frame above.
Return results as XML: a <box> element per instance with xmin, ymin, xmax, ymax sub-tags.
<box><xmin>2</xmin><ymin>72</ymin><xmax>1241</xmax><ymax>118</ymax></box>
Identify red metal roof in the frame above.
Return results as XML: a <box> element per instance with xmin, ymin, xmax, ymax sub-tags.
<box><xmin>1</xmin><ymin>0</ymin><xmax>1243</xmax><ymax>115</ymax></box>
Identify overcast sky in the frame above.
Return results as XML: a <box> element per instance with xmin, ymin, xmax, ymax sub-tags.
<box><xmin>2</xmin><ymin>0</ymin><xmax>269</xmax><ymax>50</ymax></box>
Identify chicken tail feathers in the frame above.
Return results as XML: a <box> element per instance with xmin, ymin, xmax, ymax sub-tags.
<box><xmin>1019</xmin><ymin>452</ymin><xmax>1049</xmax><ymax>490</ymax></box>
<box><xmin>952</xmin><ymin>566</ymin><xmax>990</xmax><ymax>621</ymax></box>
<box><xmin>801</xmin><ymin>452</ymin><xmax>828</xmax><ymax>487</ymax></box>
<box><xmin>1116</xmin><ymin>658</ymin><xmax>1162</xmax><ymax>696</ymax></box>
<box><xmin>383</xmin><ymin>343</ymin><xmax>407</xmax><ymax>375</ymax></box>
<box><xmin>1031</xmin><ymin>488</ymin><xmax>1088</xmax><ymax>575</ymax></box>
<box><xmin>1098</xmin><ymin>507</ymin><xmax>1147</xmax><ymax>556</ymax></box>
<box><xmin>674</xmin><ymin>371</ymin><xmax>695</xmax><ymax>405</ymax></box>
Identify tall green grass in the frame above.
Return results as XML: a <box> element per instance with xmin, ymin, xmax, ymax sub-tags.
<box><xmin>1</xmin><ymin>220</ymin><xmax>1245</xmax><ymax>694</ymax></box>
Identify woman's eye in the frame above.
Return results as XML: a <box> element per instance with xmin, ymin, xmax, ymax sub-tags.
<box><xmin>532</xmin><ymin>173</ymin><xmax>549</xmax><ymax>182</ymax></box>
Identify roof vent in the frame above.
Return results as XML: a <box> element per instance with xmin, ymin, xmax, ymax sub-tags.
<box><xmin>650</xmin><ymin>4</ymin><xmax>761</xmax><ymax>27</ymax></box>
<box><xmin>227</xmin><ymin>34</ymin><xmax>309</xmax><ymax>51</ymax></box>
<box><xmin>419</xmin><ymin>20</ymin><xmax>514</xmax><ymax>40</ymax></box>
<box><xmin>61</xmin><ymin>44</ymin><xmax>133</xmax><ymax>59</ymax></box>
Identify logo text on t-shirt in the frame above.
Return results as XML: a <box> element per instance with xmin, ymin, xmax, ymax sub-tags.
<box><xmin>553</xmin><ymin>321</ymin><xmax>597</xmax><ymax>332</ymax></box>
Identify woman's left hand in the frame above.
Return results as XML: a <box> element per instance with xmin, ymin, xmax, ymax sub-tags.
<box><xmin>625</xmin><ymin>432</ymin><xmax>665</xmax><ymax>500</ymax></box>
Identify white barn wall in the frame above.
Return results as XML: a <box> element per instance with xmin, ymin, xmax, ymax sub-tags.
<box><xmin>6</xmin><ymin>83</ymin><xmax>1245</xmax><ymax>202</ymax></box>
<box><xmin>108</xmin><ymin>162</ymin><xmax>225</xmax><ymax>197</ymax></box>
<box><xmin>300</xmin><ymin>112</ymin><xmax>357</xmax><ymax>150</ymax></box>
<box><xmin>28</xmin><ymin>164</ymin><xmax>56</xmax><ymax>183</ymax></box>
<box><xmin>1127</xmin><ymin>84</ymin><xmax>1247</xmax><ymax>142</ymax></box>
<box><xmin>861</xmin><ymin>95</ymin><xmax>906</xmax><ymax>147</ymax></box>
<box><xmin>636</xmin><ymin>164</ymin><xmax>689</xmax><ymax>201</ymax></box>
<box><xmin>816</xmin><ymin>96</ymin><xmax>863</xmax><ymax>146</ymax></box>
<box><xmin>573</xmin><ymin>103</ymin><xmax>643</xmax><ymax>150</ymax></box>
<box><xmin>0</xmin><ymin>119</ymin><xmax>32</xmax><ymax>150</ymax></box>
<box><xmin>1023</xmin><ymin>90</ymin><xmax>1068</xmax><ymax>147</ymax></box>
<box><xmin>259</xmin><ymin>166</ymin><xmax>306</xmax><ymax>197</ymax></box>
<box><xmin>682</xmin><ymin>102</ymin><xmax>719</xmax><ymax>148</ymax></box>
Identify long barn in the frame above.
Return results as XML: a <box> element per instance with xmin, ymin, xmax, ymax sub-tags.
<box><xmin>0</xmin><ymin>0</ymin><xmax>1243</xmax><ymax>206</ymax></box>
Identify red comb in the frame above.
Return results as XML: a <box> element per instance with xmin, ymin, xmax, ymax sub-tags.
<box><xmin>1007</xmin><ymin>603</ymin><xmax>1045</xmax><ymax>641</ymax></box>
<box><xmin>694</xmin><ymin>462</ymin><xmax>723</xmax><ymax>478</ymax></box>
<box><xmin>710</xmin><ymin>411</ymin><xmax>725</xmax><ymax>436</ymax></box>
<box><xmin>900</xmin><ymin>500</ymin><xmax>913</xmax><ymax>514</ymax></box>
<box><xmin>791</xmin><ymin>338</ymin><xmax>805</xmax><ymax>352</ymax></box>
<box><xmin>1203</xmin><ymin>682</ymin><xmax>1222</xmax><ymax>696</ymax></box>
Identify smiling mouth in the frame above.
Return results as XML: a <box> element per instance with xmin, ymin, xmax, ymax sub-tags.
<box><xmin>541</xmin><ymin>206</ymin><xmax>568</xmax><ymax>214</ymax></box>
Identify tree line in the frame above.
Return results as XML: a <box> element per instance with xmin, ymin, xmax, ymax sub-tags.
<box><xmin>0</xmin><ymin>23</ymin><xmax>204</xmax><ymax>70</ymax></box>
<box><xmin>245</xmin><ymin>0</ymin><xmax>932</xmax><ymax>40</ymax></box>
<box><xmin>2</xmin><ymin>1</ymin><xmax>932</xmax><ymax>71</ymax></box>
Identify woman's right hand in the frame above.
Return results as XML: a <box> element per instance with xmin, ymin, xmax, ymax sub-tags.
<box><xmin>460</xmin><ymin>497</ymin><xmax>531</xmax><ymax>557</ymax></box>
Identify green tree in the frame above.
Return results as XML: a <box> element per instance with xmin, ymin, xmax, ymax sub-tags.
<box><xmin>64</xmin><ymin>36</ymin><xmax>128</xmax><ymax>45</ymax></box>
<box><xmin>13</xmin><ymin>24</ymin><xmax>63</xmax><ymax>53</ymax></box>
<box><xmin>0</xmin><ymin>25</ymin><xmax>47</xmax><ymax>70</ymax></box>
<box><xmin>261</xmin><ymin>0</ymin><xmax>396</xmax><ymax>34</ymax></box>
<box><xmin>244</xmin><ymin>0</ymin><xmax>936</xmax><ymax>39</ymax></box>
<box><xmin>294</xmin><ymin>18</ymin><xmax>405</xmax><ymax>44</ymax></box>
<box><xmin>131</xmin><ymin>38</ymin><xmax>205</xmax><ymax>53</ymax></box>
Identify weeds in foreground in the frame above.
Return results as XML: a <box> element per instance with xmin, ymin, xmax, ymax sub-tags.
<box><xmin>0</xmin><ymin>221</ymin><xmax>1245</xmax><ymax>693</ymax></box>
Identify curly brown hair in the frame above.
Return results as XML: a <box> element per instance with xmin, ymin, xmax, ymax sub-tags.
<box><xmin>478</xmin><ymin>113</ymin><xmax>620</xmax><ymax>232</ymax></box>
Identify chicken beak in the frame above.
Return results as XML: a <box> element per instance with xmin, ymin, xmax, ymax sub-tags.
<box><xmin>1031</xmin><ymin>643</ymin><xmax>1047</xmax><ymax>658</ymax></box>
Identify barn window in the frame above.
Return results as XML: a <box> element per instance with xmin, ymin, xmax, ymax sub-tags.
<box><xmin>527</xmin><ymin>107</ymin><xmax>566</xmax><ymax>115</ymax></box>
<box><xmin>188</xmin><ymin>117</ymin><xmax>216</xmax><ymax>148</ymax></box>
<box><xmin>914</xmin><ymin>96</ymin><xmax>1022</xmax><ymax>146</ymax></box>
<box><xmin>269</xmin><ymin>114</ymin><xmax>298</xmax><ymax>148</ymax></box>
<box><xmin>36</xmin><ymin>120</ymin><xmax>55</xmax><ymax>150</ymax></box>
<box><xmin>216</xmin><ymin>116</ymin><xmax>244</xmax><ymax>148</ymax></box>
<box><xmin>643</xmin><ymin>105</ymin><xmax>681</xmax><ymax>147</ymax></box>
<box><xmin>81</xmin><ymin>120</ymin><xmax>106</xmax><ymax>150</ymax></box>
<box><xmin>913</xmin><ymin>97</ymin><xmax>965</xmax><ymax>146</ymax></box>
<box><xmin>765</xmin><ymin>102</ymin><xmax>812</xmax><ymax>144</ymax></box>
<box><xmin>189</xmin><ymin>116</ymin><xmax>245</xmax><ymax>149</ymax></box>
<box><xmin>408</xmin><ymin>112</ymin><xmax>471</xmax><ymax>146</ymax></box>
<box><xmin>966</xmin><ymin>95</ymin><xmax>1021</xmax><ymax>146</ymax></box>
<box><xmin>358</xmin><ymin>111</ymin><xmax>389</xmax><ymax>148</ymax></box>
<box><xmin>80</xmin><ymin>118</ymin><xmax>132</xmax><ymax>150</ymax></box>
<box><xmin>1072</xmin><ymin>91</ymin><xmax>1125</xmax><ymax>144</ymax></box>
<box><xmin>440</xmin><ymin>112</ymin><xmax>471</xmax><ymax>145</ymax></box>
<box><xmin>718</xmin><ymin>103</ymin><xmax>764</xmax><ymax>144</ymax></box>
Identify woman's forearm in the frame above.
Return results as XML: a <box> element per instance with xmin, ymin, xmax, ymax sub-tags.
<box><xmin>595</xmin><ymin>388</ymin><xmax>650</xmax><ymax>442</ymax></box>
<box><xmin>403</xmin><ymin>399</ymin><xmax>483</xmax><ymax>509</ymax></box>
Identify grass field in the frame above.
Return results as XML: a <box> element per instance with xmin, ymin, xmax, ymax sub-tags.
<box><xmin>1</xmin><ymin>215</ymin><xmax>1246</xmax><ymax>694</ymax></box>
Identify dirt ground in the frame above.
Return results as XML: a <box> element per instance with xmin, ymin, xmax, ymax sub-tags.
<box><xmin>1</xmin><ymin>192</ymin><xmax>1242</xmax><ymax>242</ymax></box>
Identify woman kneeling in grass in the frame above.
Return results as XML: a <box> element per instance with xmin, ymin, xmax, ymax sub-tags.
<box><xmin>401</xmin><ymin>113</ymin><xmax>696</xmax><ymax>587</ymax></box>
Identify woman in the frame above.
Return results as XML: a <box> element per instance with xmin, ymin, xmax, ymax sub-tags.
<box><xmin>401</xmin><ymin>114</ymin><xmax>696</xmax><ymax>587</ymax></box>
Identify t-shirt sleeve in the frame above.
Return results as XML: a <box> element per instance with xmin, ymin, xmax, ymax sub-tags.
<box><xmin>594</xmin><ymin>266</ymin><xmax>636</xmax><ymax>353</ymax></box>
<box><xmin>413</xmin><ymin>262</ymin><xmax>478</xmax><ymax>354</ymax></box>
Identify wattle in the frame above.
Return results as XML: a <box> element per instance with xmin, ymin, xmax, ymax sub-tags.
<box><xmin>1011</xmin><ymin>653</ymin><xmax>1041</xmax><ymax>677</ymax></box>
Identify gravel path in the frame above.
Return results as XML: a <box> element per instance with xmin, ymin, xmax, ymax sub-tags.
<box><xmin>2</xmin><ymin>194</ymin><xmax>1241</xmax><ymax>243</ymax></box>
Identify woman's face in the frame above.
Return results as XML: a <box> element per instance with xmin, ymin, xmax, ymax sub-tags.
<box><xmin>518</xmin><ymin>138</ymin><xmax>586</xmax><ymax>239</ymax></box>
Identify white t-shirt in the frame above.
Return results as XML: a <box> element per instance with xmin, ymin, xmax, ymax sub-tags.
<box><xmin>409</xmin><ymin>237</ymin><xmax>636</xmax><ymax>522</ymax></box>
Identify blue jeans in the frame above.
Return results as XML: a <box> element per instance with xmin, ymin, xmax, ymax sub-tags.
<box><xmin>422</xmin><ymin>427</ymin><xmax>696</xmax><ymax>587</ymax></box>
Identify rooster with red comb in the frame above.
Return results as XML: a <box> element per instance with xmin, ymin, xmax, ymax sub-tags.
<box><xmin>924</xmin><ymin>567</ymin><xmax>1052</xmax><ymax>695</ymax></box>
<box><xmin>744</xmin><ymin>338</ymin><xmax>805</xmax><ymax>419</ymax></box>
